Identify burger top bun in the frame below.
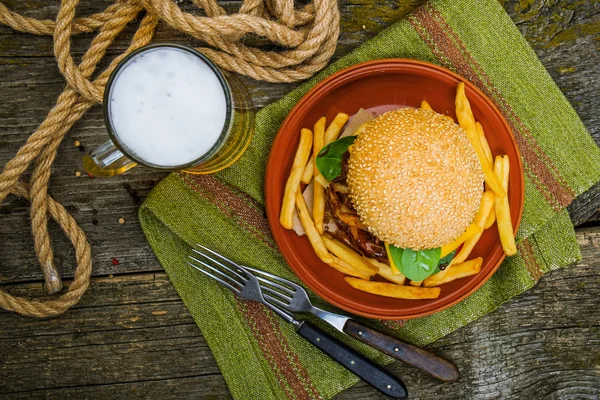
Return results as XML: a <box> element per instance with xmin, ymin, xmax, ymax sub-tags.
<box><xmin>347</xmin><ymin>108</ymin><xmax>483</xmax><ymax>250</ymax></box>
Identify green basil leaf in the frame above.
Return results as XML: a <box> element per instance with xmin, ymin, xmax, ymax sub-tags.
<box><xmin>395</xmin><ymin>246</ymin><xmax>442</xmax><ymax>282</ymax></box>
<box><xmin>438</xmin><ymin>250</ymin><xmax>457</xmax><ymax>271</ymax></box>
<box><xmin>387</xmin><ymin>245</ymin><xmax>404</xmax><ymax>272</ymax></box>
<box><xmin>315</xmin><ymin>136</ymin><xmax>357</xmax><ymax>181</ymax></box>
<box><xmin>387</xmin><ymin>246</ymin><xmax>453</xmax><ymax>281</ymax></box>
<box><xmin>427</xmin><ymin>249</ymin><xmax>457</xmax><ymax>276</ymax></box>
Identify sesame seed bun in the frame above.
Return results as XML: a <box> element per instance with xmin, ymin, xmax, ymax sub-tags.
<box><xmin>346</xmin><ymin>108</ymin><xmax>483</xmax><ymax>250</ymax></box>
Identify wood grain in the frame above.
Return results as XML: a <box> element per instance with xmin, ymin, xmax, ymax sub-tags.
<box><xmin>1</xmin><ymin>227</ymin><xmax>598</xmax><ymax>399</ymax></box>
<box><xmin>0</xmin><ymin>0</ymin><xmax>598</xmax><ymax>285</ymax></box>
<box><xmin>0</xmin><ymin>0</ymin><xmax>598</xmax><ymax>284</ymax></box>
<box><xmin>0</xmin><ymin>0</ymin><xmax>599</xmax><ymax>399</ymax></box>
<box><xmin>344</xmin><ymin>319</ymin><xmax>459</xmax><ymax>382</ymax></box>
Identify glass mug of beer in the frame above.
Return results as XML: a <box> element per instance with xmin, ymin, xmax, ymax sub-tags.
<box><xmin>83</xmin><ymin>44</ymin><xmax>254</xmax><ymax>177</ymax></box>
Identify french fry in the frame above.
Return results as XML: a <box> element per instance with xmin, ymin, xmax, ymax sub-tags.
<box><xmin>421</xmin><ymin>100</ymin><xmax>433</xmax><ymax>111</ymax></box>
<box><xmin>477</xmin><ymin>122</ymin><xmax>493</xmax><ymax>166</ymax></box>
<box><xmin>494</xmin><ymin>155</ymin><xmax>517</xmax><ymax>256</ymax></box>
<box><xmin>329</xmin><ymin>256</ymin><xmax>375</xmax><ymax>280</ymax></box>
<box><xmin>313</xmin><ymin>116</ymin><xmax>326</xmax><ymax>169</ymax></box>
<box><xmin>423</xmin><ymin>257</ymin><xmax>483</xmax><ymax>287</ymax></box>
<box><xmin>437</xmin><ymin>191</ymin><xmax>495</xmax><ymax>279</ymax></box>
<box><xmin>440</xmin><ymin>223</ymin><xmax>482</xmax><ymax>258</ymax></box>
<box><xmin>322</xmin><ymin>236</ymin><xmax>377</xmax><ymax>273</ymax></box>
<box><xmin>345</xmin><ymin>277</ymin><xmax>441</xmax><ymax>300</ymax></box>
<box><xmin>308</xmin><ymin>113</ymin><xmax>350</xmax><ymax>188</ymax></box>
<box><xmin>301</xmin><ymin>154</ymin><xmax>314</xmax><ymax>184</ymax></box>
<box><xmin>294</xmin><ymin>190</ymin><xmax>333</xmax><ymax>264</ymax></box>
<box><xmin>455</xmin><ymin>191</ymin><xmax>495</xmax><ymax>263</ymax></box>
<box><xmin>456</xmin><ymin>83</ymin><xmax>505</xmax><ymax>197</ymax></box>
<box><xmin>477</xmin><ymin>121</ymin><xmax>497</xmax><ymax>228</ymax></box>
<box><xmin>313</xmin><ymin>117</ymin><xmax>326</xmax><ymax>234</ymax></box>
<box><xmin>364</xmin><ymin>257</ymin><xmax>406</xmax><ymax>285</ymax></box>
<box><xmin>315</xmin><ymin>174</ymin><xmax>330</xmax><ymax>188</ymax></box>
<box><xmin>409</xmin><ymin>280</ymin><xmax>423</xmax><ymax>287</ymax></box>
<box><xmin>291</xmin><ymin>183</ymin><xmax>315</xmax><ymax>236</ymax></box>
<box><xmin>324</xmin><ymin>113</ymin><xmax>349</xmax><ymax>145</ymax></box>
<box><xmin>280</xmin><ymin>129</ymin><xmax>313</xmax><ymax>229</ymax></box>
<box><xmin>484</xmin><ymin>207</ymin><xmax>496</xmax><ymax>229</ymax></box>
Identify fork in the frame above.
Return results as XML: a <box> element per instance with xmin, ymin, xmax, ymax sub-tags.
<box><xmin>188</xmin><ymin>245</ymin><xmax>408</xmax><ymax>399</ymax></box>
<box><xmin>245</xmin><ymin>266</ymin><xmax>459</xmax><ymax>382</ymax></box>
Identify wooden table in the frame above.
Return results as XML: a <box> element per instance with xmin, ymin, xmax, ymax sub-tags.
<box><xmin>1</xmin><ymin>1</ymin><xmax>599</xmax><ymax>398</ymax></box>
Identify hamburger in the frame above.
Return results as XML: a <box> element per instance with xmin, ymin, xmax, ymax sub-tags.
<box><xmin>323</xmin><ymin>108</ymin><xmax>483</xmax><ymax>267</ymax></box>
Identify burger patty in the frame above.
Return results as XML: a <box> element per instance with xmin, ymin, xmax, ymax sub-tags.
<box><xmin>324</xmin><ymin>152</ymin><xmax>388</xmax><ymax>263</ymax></box>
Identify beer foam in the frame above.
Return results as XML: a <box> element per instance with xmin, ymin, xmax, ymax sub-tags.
<box><xmin>108</xmin><ymin>47</ymin><xmax>228</xmax><ymax>167</ymax></box>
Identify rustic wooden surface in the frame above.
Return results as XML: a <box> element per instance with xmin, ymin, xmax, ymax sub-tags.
<box><xmin>0</xmin><ymin>0</ymin><xmax>599</xmax><ymax>399</ymax></box>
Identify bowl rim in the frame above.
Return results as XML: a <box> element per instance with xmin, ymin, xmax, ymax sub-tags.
<box><xmin>264</xmin><ymin>58</ymin><xmax>524</xmax><ymax>320</ymax></box>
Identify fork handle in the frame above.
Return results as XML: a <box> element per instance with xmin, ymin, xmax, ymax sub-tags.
<box><xmin>297</xmin><ymin>321</ymin><xmax>407</xmax><ymax>398</ymax></box>
<box><xmin>344</xmin><ymin>320</ymin><xmax>459</xmax><ymax>382</ymax></box>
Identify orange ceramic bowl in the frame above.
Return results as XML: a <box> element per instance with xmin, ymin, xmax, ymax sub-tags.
<box><xmin>265</xmin><ymin>59</ymin><xmax>524</xmax><ymax>320</ymax></box>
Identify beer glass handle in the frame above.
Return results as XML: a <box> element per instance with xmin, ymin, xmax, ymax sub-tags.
<box><xmin>83</xmin><ymin>140</ymin><xmax>137</xmax><ymax>177</ymax></box>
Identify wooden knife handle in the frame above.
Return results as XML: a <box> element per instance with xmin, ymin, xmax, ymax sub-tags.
<box><xmin>344</xmin><ymin>319</ymin><xmax>459</xmax><ymax>382</ymax></box>
<box><xmin>297</xmin><ymin>321</ymin><xmax>408</xmax><ymax>398</ymax></box>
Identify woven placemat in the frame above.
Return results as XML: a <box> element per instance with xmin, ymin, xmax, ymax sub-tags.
<box><xmin>139</xmin><ymin>0</ymin><xmax>600</xmax><ymax>398</ymax></box>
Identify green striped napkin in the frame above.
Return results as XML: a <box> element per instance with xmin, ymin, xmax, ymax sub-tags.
<box><xmin>139</xmin><ymin>0</ymin><xmax>600</xmax><ymax>398</ymax></box>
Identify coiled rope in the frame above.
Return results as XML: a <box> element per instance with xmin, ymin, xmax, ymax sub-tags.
<box><xmin>0</xmin><ymin>0</ymin><xmax>340</xmax><ymax>317</ymax></box>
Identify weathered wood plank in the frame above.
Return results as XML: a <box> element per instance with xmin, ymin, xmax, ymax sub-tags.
<box><xmin>0</xmin><ymin>0</ymin><xmax>421</xmax><ymax>285</ymax></box>
<box><xmin>0</xmin><ymin>273</ymin><xmax>221</xmax><ymax>395</ymax></box>
<box><xmin>3</xmin><ymin>376</ymin><xmax>233</xmax><ymax>400</ymax></box>
<box><xmin>0</xmin><ymin>1</ymin><xmax>599</xmax><ymax>397</ymax></box>
<box><xmin>0</xmin><ymin>0</ymin><xmax>599</xmax><ymax>287</ymax></box>
<box><xmin>500</xmin><ymin>0</ymin><xmax>600</xmax><ymax>226</ymax></box>
<box><xmin>0</xmin><ymin>227</ymin><xmax>599</xmax><ymax>399</ymax></box>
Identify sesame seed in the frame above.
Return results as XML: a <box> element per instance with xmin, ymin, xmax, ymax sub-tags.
<box><xmin>347</xmin><ymin>108</ymin><xmax>483</xmax><ymax>249</ymax></box>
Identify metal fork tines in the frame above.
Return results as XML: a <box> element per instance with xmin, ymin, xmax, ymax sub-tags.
<box><xmin>187</xmin><ymin>244</ymin><xmax>409</xmax><ymax>398</ymax></box>
<box><xmin>187</xmin><ymin>244</ymin><xmax>298</xmax><ymax>326</ymax></box>
<box><xmin>244</xmin><ymin>266</ymin><xmax>349</xmax><ymax>332</ymax></box>
<box><xmin>245</xmin><ymin>267</ymin><xmax>460</xmax><ymax>383</ymax></box>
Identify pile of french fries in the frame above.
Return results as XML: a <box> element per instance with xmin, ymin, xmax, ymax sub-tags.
<box><xmin>279</xmin><ymin>82</ymin><xmax>517</xmax><ymax>300</ymax></box>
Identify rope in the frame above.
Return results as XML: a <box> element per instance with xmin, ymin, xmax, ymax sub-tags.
<box><xmin>0</xmin><ymin>0</ymin><xmax>339</xmax><ymax>317</ymax></box>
